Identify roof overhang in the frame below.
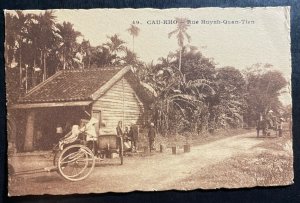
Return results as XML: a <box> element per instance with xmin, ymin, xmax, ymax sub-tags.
<box><xmin>90</xmin><ymin>66</ymin><xmax>132</xmax><ymax>100</ymax></box>
<box><xmin>9</xmin><ymin>101</ymin><xmax>92</xmax><ymax>109</ymax></box>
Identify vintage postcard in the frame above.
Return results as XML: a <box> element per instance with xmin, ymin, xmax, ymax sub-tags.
<box><xmin>5</xmin><ymin>7</ymin><xmax>293</xmax><ymax>195</ymax></box>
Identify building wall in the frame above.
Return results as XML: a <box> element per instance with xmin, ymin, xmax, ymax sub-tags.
<box><xmin>92</xmin><ymin>78</ymin><xmax>144</xmax><ymax>134</ymax></box>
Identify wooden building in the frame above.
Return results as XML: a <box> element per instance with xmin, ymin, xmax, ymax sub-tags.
<box><xmin>9</xmin><ymin>67</ymin><xmax>153</xmax><ymax>152</ymax></box>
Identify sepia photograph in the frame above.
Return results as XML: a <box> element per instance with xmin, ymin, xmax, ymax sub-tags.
<box><xmin>5</xmin><ymin>7</ymin><xmax>293</xmax><ymax>196</ymax></box>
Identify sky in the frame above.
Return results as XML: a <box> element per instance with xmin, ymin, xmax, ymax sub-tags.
<box><xmin>8</xmin><ymin>7</ymin><xmax>292</xmax><ymax>105</ymax></box>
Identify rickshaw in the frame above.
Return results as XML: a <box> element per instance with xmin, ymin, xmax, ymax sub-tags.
<box><xmin>52</xmin><ymin>119</ymin><xmax>124</xmax><ymax>181</ymax></box>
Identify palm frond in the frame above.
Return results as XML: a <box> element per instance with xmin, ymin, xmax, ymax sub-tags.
<box><xmin>187</xmin><ymin>79</ymin><xmax>215</xmax><ymax>94</ymax></box>
<box><xmin>140</xmin><ymin>81</ymin><xmax>158</xmax><ymax>97</ymax></box>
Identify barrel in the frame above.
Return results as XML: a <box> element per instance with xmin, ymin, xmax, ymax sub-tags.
<box><xmin>98</xmin><ymin>134</ymin><xmax>117</xmax><ymax>150</ymax></box>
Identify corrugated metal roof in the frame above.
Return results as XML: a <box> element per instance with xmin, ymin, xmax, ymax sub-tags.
<box><xmin>19</xmin><ymin>67</ymin><xmax>124</xmax><ymax>103</ymax></box>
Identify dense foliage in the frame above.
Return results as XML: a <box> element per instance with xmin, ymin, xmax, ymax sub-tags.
<box><xmin>5</xmin><ymin>11</ymin><xmax>289</xmax><ymax>136</ymax></box>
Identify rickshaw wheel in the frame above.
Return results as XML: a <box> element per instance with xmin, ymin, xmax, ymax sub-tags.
<box><xmin>58</xmin><ymin>144</ymin><xmax>95</xmax><ymax>181</ymax></box>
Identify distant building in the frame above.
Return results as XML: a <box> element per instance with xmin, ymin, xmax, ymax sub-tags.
<box><xmin>8</xmin><ymin>66</ymin><xmax>153</xmax><ymax>152</ymax></box>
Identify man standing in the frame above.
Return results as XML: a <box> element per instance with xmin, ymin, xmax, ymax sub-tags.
<box><xmin>278</xmin><ymin>118</ymin><xmax>284</xmax><ymax>137</ymax></box>
<box><xmin>116</xmin><ymin>121</ymin><xmax>123</xmax><ymax>137</ymax></box>
<box><xmin>148</xmin><ymin>123</ymin><xmax>156</xmax><ymax>152</ymax></box>
<box><xmin>116</xmin><ymin>121</ymin><xmax>123</xmax><ymax>150</ymax></box>
<box><xmin>131</xmin><ymin>123</ymin><xmax>139</xmax><ymax>152</ymax></box>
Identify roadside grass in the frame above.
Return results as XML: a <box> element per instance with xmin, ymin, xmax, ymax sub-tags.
<box><xmin>254</xmin><ymin>130</ymin><xmax>293</xmax><ymax>153</ymax></box>
<box><xmin>174</xmin><ymin>131</ymin><xmax>293</xmax><ymax>189</ymax></box>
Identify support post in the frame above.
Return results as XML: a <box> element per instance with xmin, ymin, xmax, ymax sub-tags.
<box><xmin>172</xmin><ymin>146</ymin><xmax>177</xmax><ymax>154</ymax></box>
<box><xmin>184</xmin><ymin>144</ymin><xmax>190</xmax><ymax>153</ymax></box>
<box><xmin>143</xmin><ymin>146</ymin><xmax>148</xmax><ymax>153</ymax></box>
<box><xmin>160</xmin><ymin>144</ymin><xmax>165</xmax><ymax>153</ymax></box>
<box><xmin>24</xmin><ymin>110</ymin><xmax>35</xmax><ymax>151</ymax></box>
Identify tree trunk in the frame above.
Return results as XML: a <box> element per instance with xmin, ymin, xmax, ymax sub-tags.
<box><xmin>132</xmin><ymin>36</ymin><xmax>135</xmax><ymax>53</ymax></box>
<box><xmin>40</xmin><ymin>50</ymin><xmax>44</xmax><ymax>81</ymax></box>
<box><xmin>43</xmin><ymin>52</ymin><xmax>47</xmax><ymax>81</ymax></box>
<box><xmin>166</xmin><ymin>100</ymin><xmax>169</xmax><ymax>132</ymax></box>
<box><xmin>179</xmin><ymin>47</ymin><xmax>182</xmax><ymax>71</ymax></box>
<box><xmin>194</xmin><ymin>122</ymin><xmax>198</xmax><ymax>134</ymax></box>
<box><xmin>25</xmin><ymin>65</ymin><xmax>28</xmax><ymax>92</ymax></box>
<box><xmin>32</xmin><ymin>58</ymin><xmax>36</xmax><ymax>87</ymax></box>
<box><xmin>40</xmin><ymin>50</ymin><xmax>42</xmax><ymax>68</ymax></box>
<box><xmin>24</xmin><ymin>110</ymin><xmax>35</xmax><ymax>152</ymax></box>
<box><xmin>19</xmin><ymin>48</ymin><xmax>22</xmax><ymax>90</ymax></box>
<box><xmin>63</xmin><ymin>50</ymin><xmax>66</xmax><ymax>70</ymax></box>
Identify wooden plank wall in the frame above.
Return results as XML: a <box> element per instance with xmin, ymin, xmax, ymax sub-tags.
<box><xmin>92</xmin><ymin>78</ymin><xmax>144</xmax><ymax>134</ymax></box>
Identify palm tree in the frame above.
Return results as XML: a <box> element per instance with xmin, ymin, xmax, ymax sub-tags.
<box><xmin>168</xmin><ymin>18</ymin><xmax>191</xmax><ymax>72</ymax></box>
<box><xmin>127</xmin><ymin>24</ymin><xmax>140</xmax><ymax>52</ymax></box>
<box><xmin>13</xmin><ymin>11</ymin><xmax>31</xmax><ymax>90</ymax></box>
<box><xmin>36</xmin><ymin>10</ymin><xmax>57</xmax><ymax>80</ymax></box>
<box><xmin>5</xmin><ymin>11</ymin><xmax>49</xmax><ymax>92</ymax></box>
<box><xmin>81</xmin><ymin>39</ymin><xmax>91</xmax><ymax>69</ymax></box>
<box><xmin>4</xmin><ymin>12</ymin><xmax>17</xmax><ymax>69</ymax></box>
<box><xmin>5</xmin><ymin>11</ymin><xmax>27</xmax><ymax>102</ymax></box>
<box><xmin>104</xmin><ymin>34</ymin><xmax>125</xmax><ymax>54</ymax></box>
<box><xmin>90</xmin><ymin>46</ymin><xmax>116</xmax><ymax>68</ymax></box>
<box><xmin>25</xmin><ymin>14</ymin><xmax>42</xmax><ymax>87</ymax></box>
<box><xmin>122</xmin><ymin>47</ymin><xmax>138</xmax><ymax>66</ymax></box>
<box><xmin>56</xmin><ymin>21</ymin><xmax>82</xmax><ymax>70</ymax></box>
<box><xmin>103</xmin><ymin>34</ymin><xmax>126</xmax><ymax>65</ymax></box>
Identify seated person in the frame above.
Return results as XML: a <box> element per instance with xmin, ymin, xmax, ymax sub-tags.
<box><xmin>123</xmin><ymin>126</ymin><xmax>132</xmax><ymax>152</ymax></box>
<box><xmin>59</xmin><ymin>125</ymin><xmax>81</xmax><ymax>150</ymax></box>
<box><xmin>84</xmin><ymin>118</ymin><xmax>98</xmax><ymax>152</ymax></box>
<box><xmin>124</xmin><ymin>126</ymin><xmax>132</xmax><ymax>140</ymax></box>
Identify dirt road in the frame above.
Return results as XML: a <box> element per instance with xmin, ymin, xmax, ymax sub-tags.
<box><xmin>9</xmin><ymin>131</ymin><xmax>292</xmax><ymax>195</ymax></box>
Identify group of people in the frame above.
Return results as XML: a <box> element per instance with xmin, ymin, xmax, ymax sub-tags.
<box><xmin>256</xmin><ymin>113</ymin><xmax>284</xmax><ymax>137</ymax></box>
<box><xmin>116</xmin><ymin>121</ymin><xmax>139</xmax><ymax>152</ymax></box>
<box><xmin>116</xmin><ymin>121</ymin><xmax>157</xmax><ymax>152</ymax></box>
<box><xmin>59</xmin><ymin>118</ymin><xmax>157</xmax><ymax>153</ymax></box>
